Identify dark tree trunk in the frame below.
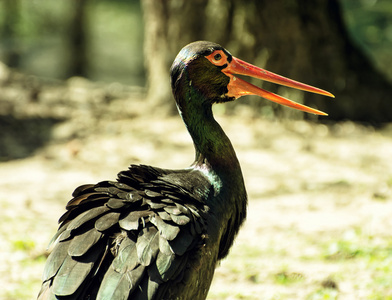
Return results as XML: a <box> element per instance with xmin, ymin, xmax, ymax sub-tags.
<box><xmin>1</xmin><ymin>0</ymin><xmax>21</xmax><ymax>68</ymax></box>
<box><xmin>142</xmin><ymin>0</ymin><xmax>392</xmax><ymax>123</ymax></box>
<box><xmin>67</xmin><ymin>0</ymin><xmax>89</xmax><ymax>78</ymax></box>
<box><xmin>252</xmin><ymin>0</ymin><xmax>392</xmax><ymax>123</ymax></box>
<box><xmin>141</xmin><ymin>0</ymin><xmax>213</xmax><ymax>114</ymax></box>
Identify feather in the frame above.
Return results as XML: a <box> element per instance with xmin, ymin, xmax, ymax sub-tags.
<box><xmin>169</xmin><ymin>229</ymin><xmax>195</xmax><ymax>256</ymax></box>
<box><xmin>145</xmin><ymin>189</ymin><xmax>163</xmax><ymax>198</ymax></box>
<box><xmin>117</xmin><ymin>191</ymin><xmax>131</xmax><ymax>200</ymax></box>
<box><xmin>93</xmin><ymin>185</ymin><xmax>123</xmax><ymax>196</ymax></box>
<box><xmin>109</xmin><ymin>186</ymin><xmax>126</xmax><ymax>195</ymax></box>
<box><xmin>128</xmin><ymin>191</ymin><xmax>143</xmax><ymax>202</ymax></box>
<box><xmin>97</xmin><ymin>237</ymin><xmax>144</xmax><ymax>300</ymax></box>
<box><xmin>66</xmin><ymin>206</ymin><xmax>111</xmax><ymax>232</ymax></box>
<box><xmin>158</xmin><ymin>234</ymin><xmax>174</xmax><ymax>255</ymax></box>
<box><xmin>42</xmin><ymin>239</ymin><xmax>72</xmax><ymax>281</ymax></box>
<box><xmin>37</xmin><ymin>280</ymin><xmax>54</xmax><ymax>300</ymax></box>
<box><xmin>52</xmin><ymin>243</ymin><xmax>103</xmax><ymax>296</ymax></box>
<box><xmin>145</xmin><ymin>199</ymin><xmax>166</xmax><ymax>209</ymax></box>
<box><xmin>154</xmin><ymin>251</ymin><xmax>184</xmax><ymax>282</ymax></box>
<box><xmin>175</xmin><ymin>203</ymin><xmax>189</xmax><ymax>214</ymax></box>
<box><xmin>150</xmin><ymin>214</ymin><xmax>180</xmax><ymax>241</ymax></box>
<box><xmin>147</xmin><ymin>277</ymin><xmax>160</xmax><ymax>299</ymax></box>
<box><xmin>161</xmin><ymin>198</ymin><xmax>175</xmax><ymax>204</ymax></box>
<box><xmin>40</xmin><ymin>166</ymin><xmax>215</xmax><ymax>298</ymax></box>
<box><xmin>136</xmin><ymin>227</ymin><xmax>159</xmax><ymax>266</ymax></box>
<box><xmin>58</xmin><ymin>229</ymin><xmax>72</xmax><ymax>242</ymax></box>
<box><xmin>119</xmin><ymin>210</ymin><xmax>151</xmax><ymax>231</ymax></box>
<box><xmin>68</xmin><ymin>227</ymin><xmax>103</xmax><ymax>257</ymax></box>
<box><xmin>59</xmin><ymin>197</ymin><xmax>109</xmax><ymax>223</ymax></box>
<box><xmin>187</xmin><ymin>205</ymin><xmax>202</xmax><ymax>218</ymax></box>
<box><xmin>112</xmin><ymin>238</ymin><xmax>138</xmax><ymax>273</ymax></box>
<box><xmin>133</xmin><ymin>275</ymin><xmax>160</xmax><ymax>300</ymax></box>
<box><xmin>157</xmin><ymin>210</ymin><xmax>172</xmax><ymax>221</ymax></box>
<box><xmin>95</xmin><ymin>211</ymin><xmax>120</xmax><ymax>232</ymax></box>
<box><xmin>170</xmin><ymin>213</ymin><xmax>191</xmax><ymax>225</ymax></box>
<box><xmin>112</xmin><ymin>182</ymin><xmax>135</xmax><ymax>191</ymax></box>
<box><xmin>65</xmin><ymin>210</ymin><xmax>90</xmax><ymax>230</ymax></box>
<box><xmin>163</xmin><ymin>206</ymin><xmax>182</xmax><ymax>216</ymax></box>
<box><xmin>66</xmin><ymin>192</ymin><xmax>106</xmax><ymax>208</ymax></box>
<box><xmin>97</xmin><ymin>265</ymin><xmax>146</xmax><ymax>300</ymax></box>
<box><xmin>164</xmin><ymin>193</ymin><xmax>182</xmax><ymax>202</ymax></box>
<box><xmin>107</xmin><ymin>198</ymin><xmax>126</xmax><ymax>209</ymax></box>
<box><xmin>47</xmin><ymin>223</ymin><xmax>68</xmax><ymax>249</ymax></box>
<box><xmin>72</xmin><ymin>184</ymin><xmax>95</xmax><ymax>197</ymax></box>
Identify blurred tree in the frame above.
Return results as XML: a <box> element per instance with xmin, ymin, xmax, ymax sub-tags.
<box><xmin>342</xmin><ymin>0</ymin><xmax>392</xmax><ymax>82</ymax></box>
<box><xmin>142</xmin><ymin>0</ymin><xmax>392</xmax><ymax>123</ymax></box>
<box><xmin>67</xmin><ymin>0</ymin><xmax>89</xmax><ymax>77</ymax></box>
<box><xmin>1</xmin><ymin>0</ymin><xmax>21</xmax><ymax>68</ymax></box>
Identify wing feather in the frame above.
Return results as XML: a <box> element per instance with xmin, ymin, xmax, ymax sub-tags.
<box><xmin>39</xmin><ymin>165</ymin><xmax>212</xmax><ymax>299</ymax></box>
<box><xmin>68</xmin><ymin>227</ymin><xmax>103</xmax><ymax>257</ymax></box>
<box><xmin>52</xmin><ymin>241</ymin><xmax>103</xmax><ymax>296</ymax></box>
<box><xmin>136</xmin><ymin>227</ymin><xmax>160</xmax><ymax>266</ymax></box>
<box><xmin>97</xmin><ymin>265</ymin><xmax>146</xmax><ymax>300</ymax></box>
<box><xmin>42</xmin><ymin>239</ymin><xmax>72</xmax><ymax>282</ymax></box>
<box><xmin>95</xmin><ymin>211</ymin><xmax>120</xmax><ymax>231</ymax></box>
<box><xmin>150</xmin><ymin>214</ymin><xmax>180</xmax><ymax>241</ymax></box>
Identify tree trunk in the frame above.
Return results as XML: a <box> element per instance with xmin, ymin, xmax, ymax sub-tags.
<box><xmin>142</xmin><ymin>0</ymin><xmax>392</xmax><ymax>123</ymax></box>
<box><xmin>141</xmin><ymin>0</ymin><xmax>211</xmax><ymax>114</ymax></box>
<box><xmin>67</xmin><ymin>0</ymin><xmax>89</xmax><ymax>78</ymax></box>
<box><xmin>1</xmin><ymin>0</ymin><xmax>21</xmax><ymax>68</ymax></box>
<box><xmin>252</xmin><ymin>0</ymin><xmax>392</xmax><ymax>123</ymax></box>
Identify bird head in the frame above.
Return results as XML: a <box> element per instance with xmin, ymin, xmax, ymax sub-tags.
<box><xmin>170</xmin><ymin>41</ymin><xmax>334</xmax><ymax>115</ymax></box>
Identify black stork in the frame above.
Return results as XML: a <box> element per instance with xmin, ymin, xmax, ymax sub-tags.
<box><xmin>38</xmin><ymin>41</ymin><xmax>333</xmax><ymax>300</ymax></box>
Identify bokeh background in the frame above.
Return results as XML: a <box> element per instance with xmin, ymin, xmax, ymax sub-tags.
<box><xmin>2</xmin><ymin>0</ymin><xmax>392</xmax><ymax>122</ymax></box>
<box><xmin>1</xmin><ymin>0</ymin><xmax>392</xmax><ymax>299</ymax></box>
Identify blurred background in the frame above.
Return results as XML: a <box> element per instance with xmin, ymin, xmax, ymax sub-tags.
<box><xmin>1</xmin><ymin>0</ymin><xmax>392</xmax><ymax>299</ymax></box>
<box><xmin>1</xmin><ymin>0</ymin><xmax>392</xmax><ymax>121</ymax></box>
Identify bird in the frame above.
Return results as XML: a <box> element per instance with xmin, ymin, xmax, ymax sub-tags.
<box><xmin>38</xmin><ymin>41</ymin><xmax>333</xmax><ymax>300</ymax></box>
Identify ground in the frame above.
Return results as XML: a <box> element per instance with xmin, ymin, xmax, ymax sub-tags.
<box><xmin>1</xmin><ymin>72</ymin><xmax>392</xmax><ymax>299</ymax></box>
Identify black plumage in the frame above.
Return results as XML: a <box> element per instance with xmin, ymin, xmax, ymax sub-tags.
<box><xmin>38</xmin><ymin>41</ymin><xmax>332</xmax><ymax>300</ymax></box>
<box><xmin>39</xmin><ymin>164</ymin><xmax>231</xmax><ymax>300</ymax></box>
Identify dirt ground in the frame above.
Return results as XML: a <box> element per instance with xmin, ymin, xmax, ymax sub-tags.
<box><xmin>1</xmin><ymin>73</ymin><xmax>392</xmax><ymax>299</ymax></box>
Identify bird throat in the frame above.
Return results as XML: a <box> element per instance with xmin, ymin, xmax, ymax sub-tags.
<box><xmin>176</xmin><ymin>83</ymin><xmax>243</xmax><ymax>186</ymax></box>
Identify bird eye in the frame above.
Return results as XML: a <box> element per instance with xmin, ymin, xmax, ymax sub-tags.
<box><xmin>205</xmin><ymin>50</ymin><xmax>227</xmax><ymax>66</ymax></box>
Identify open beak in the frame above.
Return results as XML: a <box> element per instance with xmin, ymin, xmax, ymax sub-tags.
<box><xmin>223</xmin><ymin>57</ymin><xmax>334</xmax><ymax>116</ymax></box>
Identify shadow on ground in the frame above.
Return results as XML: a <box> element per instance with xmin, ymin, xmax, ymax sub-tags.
<box><xmin>0</xmin><ymin>115</ymin><xmax>65</xmax><ymax>161</ymax></box>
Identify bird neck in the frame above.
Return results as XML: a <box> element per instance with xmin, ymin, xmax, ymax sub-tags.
<box><xmin>174</xmin><ymin>79</ymin><xmax>247</xmax><ymax>260</ymax></box>
<box><xmin>179</xmin><ymin>95</ymin><xmax>238</xmax><ymax>172</ymax></box>
<box><xmin>175</xmin><ymin>83</ymin><xmax>245</xmax><ymax>197</ymax></box>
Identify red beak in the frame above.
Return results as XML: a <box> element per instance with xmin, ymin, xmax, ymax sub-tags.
<box><xmin>223</xmin><ymin>57</ymin><xmax>334</xmax><ymax>116</ymax></box>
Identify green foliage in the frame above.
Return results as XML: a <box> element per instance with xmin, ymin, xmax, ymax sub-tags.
<box><xmin>12</xmin><ymin>238</ymin><xmax>36</xmax><ymax>251</ymax></box>
<box><xmin>274</xmin><ymin>271</ymin><xmax>305</xmax><ymax>285</ymax></box>
<box><xmin>322</xmin><ymin>228</ymin><xmax>392</xmax><ymax>261</ymax></box>
<box><xmin>342</xmin><ymin>0</ymin><xmax>392</xmax><ymax>80</ymax></box>
<box><xmin>306</xmin><ymin>288</ymin><xmax>339</xmax><ymax>300</ymax></box>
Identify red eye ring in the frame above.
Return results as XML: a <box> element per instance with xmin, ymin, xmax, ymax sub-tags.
<box><xmin>205</xmin><ymin>50</ymin><xmax>228</xmax><ymax>66</ymax></box>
